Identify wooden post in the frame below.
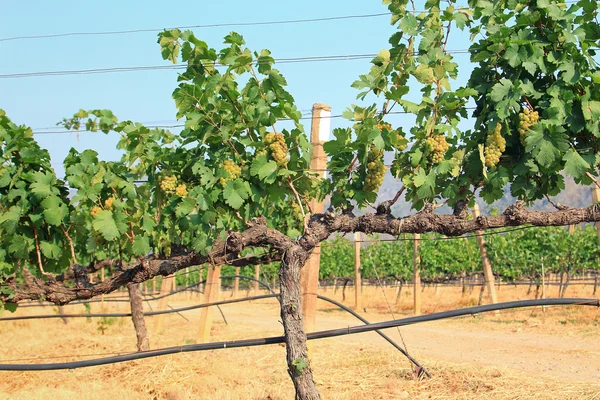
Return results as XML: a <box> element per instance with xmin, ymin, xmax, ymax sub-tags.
<box><xmin>591</xmin><ymin>187</ymin><xmax>600</xmax><ymax>296</ymax></box>
<box><xmin>155</xmin><ymin>275</ymin><xmax>173</xmax><ymax>332</ymax></box>
<box><xmin>100</xmin><ymin>266</ymin><xmax>105</xmax><ymax>314</ymax></box>
<box><xmin>413</xmin><ymin>233</ymin><xmax>422</xmax><ymax>316</ymax></box>
<box><xmin>253</xmin><ymin>265</ymin><xmax>260</xmax><ymax>294</ymax></box>
<box><xmin>354</xmin><ymin>232</ymin><xmax>362</xmax><ymax>311</ymax></box>
<box><xmin>472</xmin><ymin>204</ymin><xmax>499</xmax><ymax>306</ymax></box>
<box><xmin>300</xmin><ymin>103</ymin><xmax>331</xmax><ymax>349</ymax></box>
<box><xmin>541</xmin><ymin>260</ymin><xmax>546</xmax><ymax>313</ymax></box>
<box><xmin>233</xmin><ymin>267</ymin><xmax>240</xmax><ymax>298</ymax></box>
<box><xmin>197</xmin><ymin>265</ymin><xmax>221</xmax><ymax>343</ymax></box>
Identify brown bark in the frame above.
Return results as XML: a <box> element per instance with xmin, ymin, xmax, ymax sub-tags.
<box><xmin>127</xmin><ymin>283</ymin><xmax>149</xmax><ymax>352</ymax></box>
<box><xmin>279</xmin><ymin>247</ymin><xmax>320</xmax><ymax>400</ymax></box>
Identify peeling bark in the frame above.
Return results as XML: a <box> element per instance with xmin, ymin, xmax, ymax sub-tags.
<box><xmin>127</xmin><ymin>283</ymin><xmax>149</xmax><ymax>352</ymax></box>
<box><xmin>279</xmin><ymin>247</ymin><xmax>320</xmax><ymax>400</ymax></box>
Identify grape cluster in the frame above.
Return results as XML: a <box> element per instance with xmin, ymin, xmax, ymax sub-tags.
<box><xmin>255</xmin><ymin>148</ymin><xmax>268</xmax><ymax>158</ymax></box>
<box><xmin>90</xmin><ymin>206</ymin><xmax>102</xmax><ymax>217</ymax></box>
<box><xmin>266</xmin><ymin>132</ymin><xmax>288</xmax><ymax>165</ymax></box>
<box><xmin>484</xmin><ymin>123</ymin><xmax>506</xmax><ymax>168</ymax></box>
<box><xmin>291</xmin><ymin>202</ymin><xmax>303</xmax><ymax>223</ymax></box>
<box><xmin>425</xmin><ymin>135</ymin><xmax>450</xmax><ymax>164</ymax></box>
<box><xmin>104</xmin><ymin>197</ymin><xmax>115</xmax><ymax>211</ymax></box>
<box><xmin>364</xmin><ymin>147</ymin><xmax>387</xmax><ymax>192</ymax></box>
<box><xmin>175</xmin><ymin>184</ymin><xmax>188</xmax><ymax>197</ymax></box>
<box><xmin>160</xmin><ymin>175</ymin><xmax>178</xmax><ymax>194</ymax></box>
<box><xmin>220</xmin><ymin>159</ymin><xmax>241</xmax><ymax>186</ymax></box>
<box><xmin>518</xmin><ymin>108</ymin><xmax>539</xmax><ymax>144</ymax></box>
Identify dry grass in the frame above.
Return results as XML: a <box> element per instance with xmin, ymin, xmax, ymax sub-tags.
<box><xmin>0</xmin><ymin>285</ymin><xmax>598</xmax><ymax>400</ymax></box>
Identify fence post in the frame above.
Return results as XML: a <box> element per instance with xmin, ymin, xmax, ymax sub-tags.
<box><xmin>472</xmin><ymin>204</ymin><xmax>499</xmax><ymax>306</ymax></box>
<box><xmin>354</xmin><ymin>232</ymin><xmax>362</xmax><ymax>311</ymax></box>
<box><xmin>155</xmin><ymin>275</ymin><xmax>173</xmax><ymax>332</ymax></box>
<box><xmin>233</xmin><ymin>267</ymin><xmax>240</xmax><ymax>298</ymax></box>
<box><xmin>253</xmin><ymin>265</ymin><xmax>260</xmax><ymax>294</ymax></box>
<box><xmin>591</xmin><ymin>187</ymin><xmax>600</xmax><ymax>296</ymax></box>
<box><xmin>197</xmin><ymin>264</ymin><xmax>221</xmax><ymax>343</ymax></box>
<box><xmin>300</xmin><ymin>103</ymin><xmax>331</xmax><ymax>355</ymax></box>
<box><xmin>413</xmin><ymin>233</ymin><xmax>422</xmax><ymax>316</ymax></box>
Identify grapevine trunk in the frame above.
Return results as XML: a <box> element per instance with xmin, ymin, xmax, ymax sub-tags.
<box><xmin>279</xmin><ymin>247</ymin><xmax>321</xmax><ymax>400</ymax></box>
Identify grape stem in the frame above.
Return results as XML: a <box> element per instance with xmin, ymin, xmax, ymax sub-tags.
<box><xmin>286</xmin><ymin>178</ymin><xmax>307</xmax><ymax>231</ymax></box>
<box><xmin>585</xmin><ymin>172</ymin><xmax>600</xmax><ymax>190</ymax></box>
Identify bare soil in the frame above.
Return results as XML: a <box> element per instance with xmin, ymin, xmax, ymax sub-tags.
<box><xmin>0</xmin><ymin>284</ymin><xmax>598</xmax><ymax>399</ymax></box>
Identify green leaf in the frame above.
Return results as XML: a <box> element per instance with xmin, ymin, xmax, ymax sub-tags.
<box><xmin>489</xmin><ymin>79</ymin><xmax>513</xmax><ymax>102</ymax></box>
<box><xmin>250</xmin><ymin>156</ymin><xmax>278</xmax><ymax>184</ymax></box>
<box><xmin>41</xmin><ymin>196</ymin><xmax>68</xmax><ymax>226</ymax></box>
<box><xmin>29</xmin><ymin>171</ymin><xmax>57</xmax><ymax>199</ymax></box>
<box><xmin>563</xmin><ymin>148</ymin><xmax>590</xmax><ymax>179</ymax></box>
<box><xmin>413</xmin><ymin>64</ymin><xmax>435</xmax><ymax>84</ymax></box>
<box><xmin>40</xmin><ymin>241</ymin><xmax>61</xmax><ymax>260</ymax></box>
<box><xmin>132</xmin><ymin>235</ymin><xmax>150</xmax><ymax>256</ymax></box>
<box><xmin>92</xmin><ymin>210</ymin><xmax>120</xmax><ymax>241</ymax></box>
<box><xmin>223</xmin><ymin>180</ymin><xmax>251</xmax><ymax>209</ymax></box>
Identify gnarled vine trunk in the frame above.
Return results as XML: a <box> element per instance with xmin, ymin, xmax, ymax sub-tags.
<box><xmin>127</xmin><ymin>283</ymin><xmax>149</xmax><ymax>352</ymax></box>
<box><xmin>279</xmin><ymin>246</ymin><xmax>320</xmax><ymax>400</ymax></box>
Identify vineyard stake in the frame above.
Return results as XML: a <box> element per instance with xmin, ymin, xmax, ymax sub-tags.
<box><xmin>354</xmin><ymin>232</ymin><xmax>362</xmax><ymax>311</ymax></box>
<box><xmin>413</xmin><ymin>233</ymin><xmax>422</xmax><ymax>316</ymax></box>
<box><xmin>197</xmin><ymin>264</ymin><xmax>221</xmax><ymax>343</ymax></box>
<box><xmin>300</xmin><ymin>102</ymin><xmax>330</xmax><ymax>357</ymax></box>
<box><xmin>472</xmin><ymin>204</ymin><xmax>499</xmax><ymax>310</ymax></box>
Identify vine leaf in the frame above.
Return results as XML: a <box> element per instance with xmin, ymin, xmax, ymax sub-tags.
<box><xmin>223</xmin><ymin>180</ymin><xmax>251</xmax><ymax>209</ymax></box>
<box><xmin>92</xmin><ymin>210</ymin><xmax>120</xmax><ymax>241</ymax></box>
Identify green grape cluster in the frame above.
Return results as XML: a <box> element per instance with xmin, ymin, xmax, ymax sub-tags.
<box><xmin>484</xmin><ymin>123</ymin><xmax>506</xmax><ymax>168</ymax></box>
<box><xmin>291</xmin><ymin>202</ymin><xmax>303</xmax><ymax>223</ymax></box>
<box><xmin>175</xmin><ymin>184</ymin><xmax>188</xmax><ymax>197</ymax></box>
<box><xmin>160</xmin><ymin>175</ymin><xmax>178</xmax><ymax>194</ymax></box>
<box><xmin>363</xmin><ymin>147</ymin><xmax>387</xmax><ymax>192</ymax></box>
<box><xmin>90</xmin><ymin>206</ymin><xmax>102</xmax><ymax>217</ymax></box>
<box><xmin>518</xmin><ymin>108</ymin><xmax>539</xmax><ymax>144</ymax></box>
<box><xmin>255</xmin><ymin>148</ymin><xmax>268</xmax><ymax>158</ymax></box>
<box><xmin>266</xmin><ymin>132</ymin><xmax>288</xmax><ymax>165</ymax></box>
<box><xmin>425</xmin><ymin>135</ymin><xmax>449</xmax><ymax>164</ymax></box>
<box><xmin>220</xmin><ymin>159</ymin><xmax>241</xmax><ymax>186</ymax></box>
<box><xmin>104</xmin><ymin>197</ymin><xmax>115</xmax><ymax>210</ymax></box>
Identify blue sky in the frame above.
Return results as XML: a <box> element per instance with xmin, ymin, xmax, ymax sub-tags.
<box><xmin>0</xmin><ymin>0</ymin><xmax>473</xmax><ymax>176</ymax></box>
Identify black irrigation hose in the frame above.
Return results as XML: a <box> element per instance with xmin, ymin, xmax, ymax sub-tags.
<box><xmin>18</xmin><ymin>282</ymin><xmax>204</xmax><ymax>308</ymax></box>
<box><xmin>3</xmin><ymin>274</ymin><xmax>429</xmax><ymax>373</ymax></box>
<box><xmin>0</xmin><ymin>298</ymin><xmax>596</xmax><ymax>371</ymax></box>
<box><xmin>0</xmin><ymin>294</ymin><xmax>279</xmax><ymax>321</ymax></box>
<box><xmin>315</xmin><ymin>294</ymin><xmax>431</xmax><ymax>378</ymax></box>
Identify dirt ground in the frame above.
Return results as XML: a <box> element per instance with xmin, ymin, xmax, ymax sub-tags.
<box><xmin>0</xmin><ymin>284</ymin><xmax>598</xmax><ymax>399</ymax></box>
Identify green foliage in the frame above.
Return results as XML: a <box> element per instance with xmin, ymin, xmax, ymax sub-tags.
<box><xmin>318</xmin><ymin>227</ymin><xmax>600</xmax><ymax>283</ymax></box>
<box><xmin>325</xmin><ymin>0</ymin><xmax>600</xmax><ymax>210</ymax></box>
<box><xmin>1</xmin><ymin>0</ymin><xmax>600</xmax><ymax>306</ymax></box>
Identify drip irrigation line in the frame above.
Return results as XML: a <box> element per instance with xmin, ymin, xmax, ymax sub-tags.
<box><xmin>315</xmin><ymin>294</ymin><xmax>430</xmax><ymax>377</ymax></box>
<box><xmin>0</xmin><ymin>298</ymin><xmax>595</xmax><ymax>371</ymax></box>
<box><xmin>2</xmin><ymin>274</ymin><xmax>429</xmax><ymax>373</ymax></box>
<box><xmin>0</xmin><ymin>293</ymin><xmax>278</xmax><ymax>321</ymax></box>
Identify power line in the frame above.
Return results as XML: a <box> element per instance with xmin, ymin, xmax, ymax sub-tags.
<box><xmin>0</xmin><ymin>1</ymin><xmax>583</xmax><ymax>44</ymax></box>
<box><xmin>0</xmin><ymin>13</ymin><xmax>393</xmax><ymax>43</ymax></box>
<box><xmin>31</xmin><ymin>107</ymin><xmax>477</xmax><ymax>135</ymax></box>
<box><xmin>0</xmin><ymin>50</ymin><xmax>473</xmax><ymax>80</ymax></box>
